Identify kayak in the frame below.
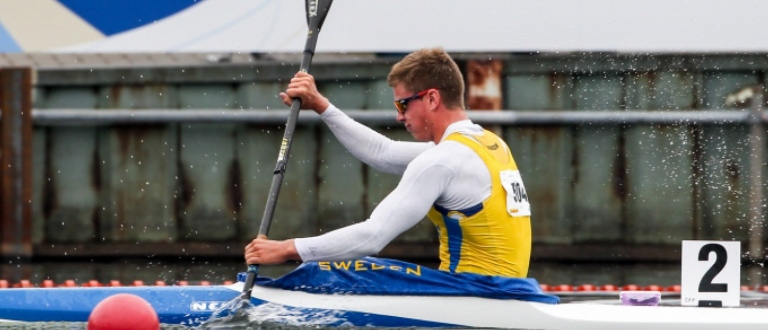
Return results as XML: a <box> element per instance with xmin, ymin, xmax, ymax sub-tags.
<box><xmin>2</xmin><ymin>281</ymin><xmax>768</xmax><ymax>329</ymax></box>
<box><xmin>0</xmin><ymin>258</ymin><xmax>767</xmax><ymax>329</ymax></box>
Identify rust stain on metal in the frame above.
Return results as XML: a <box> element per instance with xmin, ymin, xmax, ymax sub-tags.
<box><xmin>116</xmin><ymin>127</ymin><xmax>132</xmax><ymax>159</ymax></box>
<box><xmin>613</xmin><ymin>132</ymin><xmax>628</xmax><ymax>201</ymax></box>
<box><xmin>90</xmin><ymin>205</ymin><xmax>100</xmax><ymax>242</ymax></box>
<box><xmin>548</xmin><ymin>73</ymin><xmax>572</xmax><ymax>109</ymax></box>
<box><xmin>548</xmin><ymin>73</ymin><xmax>560</xmax><ymax>103</ymax></box>
<box><xmin>535</xmin><ymin>126</ymin><xmax>566</xmax><ymax>143</ymax></box>
<box><xmin>571</xmin><ymin>131</ymin><xmax>581</xmax><ymax>187</ymax></box>
<box><xmin>723</xmin><ymin>157</ymin><xmax>742</xmax><ymax>237</ymax></box>
<box><xmin>179</xmin><ymin>163</ymin><xmax>194</xmax><ymax>214</ymax></box>
<box><xmin>116</xmin><ymin>189</ymin><xmax>125</xmax><ymax>240</ymax></box>
<box><xmin>466</xmin><ymin>60</ymin><xmax>502</xmax><ymax>111</ymax></box>
<box><xmin>109</xmin><ymin>85</ymin><xmax>122</xmax><ymax>107</ymax></box>
<box><xmin>91</xmin><ymin>143</ymin><xmax>101</xmax><ymax>191</ymax></box>
<box><xmin>115</xmin><ymin>127</ymin><xmax>155</xmax><ymax>165</ymax></box>
<box><xmin>227</xmin><ymin>159</ymin><xmax>243</xmax><ymax>214</ymax></box>
<box><xmin>725</xmin><ymin>158</ymin><xmax>740</xmax><ymax>180</ymax></box>
<box><xmin>689</xmin><ymin>126</ymin><xmax>704</xmax><ymax>238</ymax></box>
<box><xmin>90</xmin><ymin>139</ymin><xmax>102</xmax><ymax>241</ymax></box>
<box><xmin>645</xmin><ymin>71</ymin><xmax>657</xmax><ymax>93</ymax></box>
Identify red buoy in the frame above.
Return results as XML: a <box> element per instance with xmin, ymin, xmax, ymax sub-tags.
<box><xmin>87</xmin><ymin>294</ymin><xmax>159</xmax><ymax>330</ymax></box>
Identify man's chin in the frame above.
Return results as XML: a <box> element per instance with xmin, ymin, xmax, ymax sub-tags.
<box><xmin>411</xmin><ymin>134</ymin><xmax>430</xmax><ymax>142</ymax></box>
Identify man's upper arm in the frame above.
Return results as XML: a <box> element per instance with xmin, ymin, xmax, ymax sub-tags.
<box><xmin>321</xmin><ymin>104</ymin><xmax>432</xmax><ymax>174</ymax></box>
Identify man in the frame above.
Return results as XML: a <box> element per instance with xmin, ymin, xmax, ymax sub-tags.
<box><xmin>245</xmin><ymin>48</ymin><xmax>532</xmax><ymax>278</ymax></box>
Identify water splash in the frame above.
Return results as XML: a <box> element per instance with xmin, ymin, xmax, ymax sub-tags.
<box><xmin>197</xmin><ymin>300</ymin><xmax>352</xmax><ymax>329</ymax></box>
<box><xmin>197</xmin><ymin>296</ymin><xmax>255</xmax><ymax>328</ymax></box>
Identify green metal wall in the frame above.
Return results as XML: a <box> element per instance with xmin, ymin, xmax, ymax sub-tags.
<box><xmin>30</xmin><ymin>54</ymin><xmax>768</xmax><ymax>253</ymax></box>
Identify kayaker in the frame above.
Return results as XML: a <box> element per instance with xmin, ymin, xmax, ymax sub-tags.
<box><xmin>245</xmin><ymin>47</ymin><xmax>532</xmax><ymax>278</ymax></box>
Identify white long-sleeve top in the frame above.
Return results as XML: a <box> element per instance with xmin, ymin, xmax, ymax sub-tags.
<box><xmin>294</xmin><ymin>104</ymin><xmax>492</xmax><ymax>261</ymax></box>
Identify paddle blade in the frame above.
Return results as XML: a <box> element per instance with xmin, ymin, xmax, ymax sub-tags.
<box><xmin>306</xmin><ymin>0</ymin><xmax>333</xmax><ymax>30</ymax></box>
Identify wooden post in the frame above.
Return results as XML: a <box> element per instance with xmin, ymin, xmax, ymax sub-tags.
<box><xmin>0</xmin><ymin>67</ymin><xmax>32</xmax><ymax>258</ymax></box>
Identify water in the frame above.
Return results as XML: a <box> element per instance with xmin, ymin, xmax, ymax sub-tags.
<box><xmin>0</xmin><ymin>303</ymin><xmax>354</xmax><ymax>330</ymax></box>
<box><xmin>0</xmin><ymin>324</ymin><xmax>193</xmax><ymax>330</ymax></box>
<box><xmin>3</xmin><ymin>293</ymin><xmax>768</xmax><ymax>329</ymax></box>
<box><xmin>0</xmin><ymin>260</ymin><xmax>766</xmax><ymax>329</ymax></box>
<box><xmin>199</xmin><ymin>301</ymin><xmax>354</xmax><ymax>329</ymax></box>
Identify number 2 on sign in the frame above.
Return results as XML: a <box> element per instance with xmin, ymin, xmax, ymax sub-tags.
<box><xmin>681</xmin><ymin>240</ymin><xmax>740</xmax><ymax>307</ymax></box>
<box><xmin>698</xmin><ymin>244</ymin><xmax>728</xmax><ymax>293</ymax></box>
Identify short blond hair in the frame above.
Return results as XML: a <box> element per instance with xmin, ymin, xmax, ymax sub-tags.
<box><xmin>387</xmin><ymin>48</ymin><xmax>465</xmax><ymax>109</ymax></box>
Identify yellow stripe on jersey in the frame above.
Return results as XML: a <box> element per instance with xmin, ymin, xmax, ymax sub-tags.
<box><xmin>427</xmin><ymin>130</ymin><xmax>531</xmax><ymax>278</ymax></box>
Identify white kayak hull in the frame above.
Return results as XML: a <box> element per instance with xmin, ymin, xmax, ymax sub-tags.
<box><xmin>242</xmin><ymin>282</ymin><xmax>768</xmax><ymax>330</ymax></box>
<box><xmin>0</xmin><ymin>281</ymin><xmax>766</xmax><ymax>329</ymax></box>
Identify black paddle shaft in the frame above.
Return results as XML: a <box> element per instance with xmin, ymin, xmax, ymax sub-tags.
<box><xmin>241</xmin><ymin>0</ymin><xmax>333</xmax><ymax>300</ymax></box>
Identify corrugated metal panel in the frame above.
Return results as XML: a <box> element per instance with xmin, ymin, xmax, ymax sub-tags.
<box><xmin>96</xmin><ymin>85</ymin><xmax>179</xmax><ymax>242</ymax></box>
<box><xmin>177</xmin><ymin>84</ymin><xmax>238</xmax><ymax>240</ymax></box>
<box><xmin>363</xmin><ymin>78</ymin><xmax>395</xmax><ymax>110</ymax></box>
<box><xmin>316</xmin><ymin>80</ymin><xmax>367</xmax><ymax>232</ymax></box>
<box><xmin>37</xmin><ymin>88</ymin><xmax>98</xmax><ymax>242</ymax></box>
<box><xmin>316</xmin><ymin>128</ymin><xmax>366</xmax><ymax>230</ymax></box>
<box><xmin>624</xmin><ymin>72</ymin><xmax>696</xmax><ymax>243</ymax></box>
<box><xmin>236</xmin><ymin>81</ymin><xmax>286</xmax><ymax>110</ymax></box>
<box><xmin>18</xmin><ymin>57</ymin><xmax>768</xmax><ymax>263</ymax></box>
<box><xmin>572</xmin><ymin>74</ymin><xmax>624</xmax><ymax>242</ymax></box>
<box><xmin>236</xmin><ymin>125</ymin><xmax>318</xmax><ymax>240</ymax></box>
<box><xmin>235</xmin><ymin>81</ymin><xmax>321</xmax><ymax>240</ymax></box>
<box><xmin>698</xmin><ymin>72</ymin><xmax>760</xmax><ymax>240</ymax></box>
<box><xmin>504</xmin><ymin>74</ymin><xmax>574</xmax><ymax>244</ymax></box>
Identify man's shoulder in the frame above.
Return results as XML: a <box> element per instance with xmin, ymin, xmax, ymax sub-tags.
<box><xmin>410</xmin><ymin>140</ymin><xmax>479</xmax><ymax>167</ymax></box>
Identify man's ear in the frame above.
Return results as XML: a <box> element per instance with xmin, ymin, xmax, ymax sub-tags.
<box><xmin>428</xmin><ymin>89</ymin><xmax>441</xmax><ymax>110</ymax></box>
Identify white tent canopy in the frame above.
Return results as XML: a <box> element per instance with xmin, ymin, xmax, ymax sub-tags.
<box><xmin>59</xmin><ymin>0</ymin><xmax>768</xmax><ymax>54</ymax></box>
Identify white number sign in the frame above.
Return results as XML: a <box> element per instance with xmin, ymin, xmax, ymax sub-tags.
<box><xmin>681</xmin><ymin>240</ymin><xmax>740</xmax><ymax>307</ymax></box>
<box><xmin>499</xmin><ymin>170</ymin><xmax>530</xmax><ymax>217</ymax></box>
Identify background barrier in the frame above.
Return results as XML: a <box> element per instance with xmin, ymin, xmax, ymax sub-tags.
<box><xmin>0</xmin><ymin>54</ymin><xmax>765</xmax><ymax>285</ymax></box>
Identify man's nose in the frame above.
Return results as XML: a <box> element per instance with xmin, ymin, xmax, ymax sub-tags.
<box><xmin>396</xmin><ymin>112</ymin><xmax>406</xmax><ymax>122</ymax></box>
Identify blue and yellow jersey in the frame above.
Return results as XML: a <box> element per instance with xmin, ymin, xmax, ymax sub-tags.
<box><xmin>427</xmin><ymin>130</ymin><xmax>532</xmax><ymax>278</ymax></box>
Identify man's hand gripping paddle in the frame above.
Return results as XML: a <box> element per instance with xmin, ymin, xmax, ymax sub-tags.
<box><xmin>240</xmin><ymin>0</ymin><xmax>333</xmax><ymax>300</ymax></box>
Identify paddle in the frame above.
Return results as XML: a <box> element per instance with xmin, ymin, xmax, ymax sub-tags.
<box><xmin>239</xmin><ymin>0</ymin><xmax>334</xmax><ymax>300</ymax></box>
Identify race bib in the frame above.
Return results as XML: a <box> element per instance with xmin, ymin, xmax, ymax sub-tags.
<box><xmin>500</xmin><ymin>170</ymin><xmax>531</xmax><ymax>217</ymax></box>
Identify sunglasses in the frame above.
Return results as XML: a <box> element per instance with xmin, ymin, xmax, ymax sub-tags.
<box><xmin>394</xmin><ymin>89</ymin><xmax>432</xmax><ymax>114</ymax></box>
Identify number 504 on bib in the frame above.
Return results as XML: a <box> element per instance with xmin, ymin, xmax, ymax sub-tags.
<box><xmin>681</xmin><ymin>240</ymin><xmax>740</xmax><ymax>307</ymax></box>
